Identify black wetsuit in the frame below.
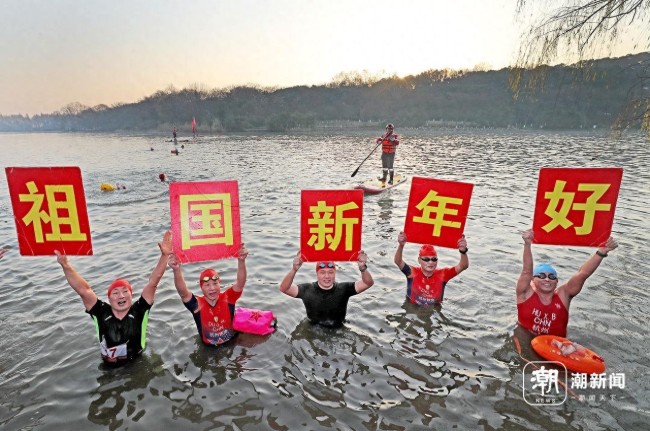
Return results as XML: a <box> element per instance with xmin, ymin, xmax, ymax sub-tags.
<box><xmin>296</xmin><ymin>281</ymin><xmax>357</xmax><ymax>328</ymax></box>
<box><xmin>86</xmin><ymin>296</ymin><xmax>152</xmax><ymax>366</ymax></box>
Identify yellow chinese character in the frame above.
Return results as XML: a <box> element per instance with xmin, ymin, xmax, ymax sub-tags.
<box><xmin>307</xmin><ymin>201</ymin><xmax>359</xmax><ymax>251</ymax></box>
<box><xmin>179</xmin><ymin>193</ymin><xmax>233</xmax><ymax>250</ymax></box>
<box><xmin>542</xmin><ymin>180</ymin><xmax>611</xmax><ymax>235</ymax></box>
<box><xmin>18</xmin><ymin>181</ymin><xmax>87</xmax><ymax>243</ymax></box>
<box><xmin>412</xmin><ymin>190</ymin><xmax>463</xmax><ymax>237</ymax></box>
<box><xmin>572</xmin><ymin>183</ymin><xmax>611</xmax><ymax>235</ymax></box>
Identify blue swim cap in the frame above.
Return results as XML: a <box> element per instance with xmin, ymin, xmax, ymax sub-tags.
<box><xmin>533</xmin><ymin>263</ymin><xmax>558</xmax><ymax>277</ymax></box>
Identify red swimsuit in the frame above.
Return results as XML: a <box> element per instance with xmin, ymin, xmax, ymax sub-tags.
<box><xmin>517</xmin><ymin>291</ymin><xmax>569</xmax><ymax>337</ymax></box>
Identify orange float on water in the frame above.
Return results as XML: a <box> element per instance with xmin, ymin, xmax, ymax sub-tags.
<box><xmin>531</xmin><ymin>335</ymin><xmax>606</xmax><ymax>374</ymax></box>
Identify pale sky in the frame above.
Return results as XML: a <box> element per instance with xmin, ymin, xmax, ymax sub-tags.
<box><xmin>0</xmin><ymin>0</ymin><xmax>646</xmax><ymax>115</ymax></box>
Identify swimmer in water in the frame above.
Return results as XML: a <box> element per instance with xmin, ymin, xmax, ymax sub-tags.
<box><xmin>279</xmin><ymin>251</ymin><xmax>374</xmax><ymax>328</ymax></box>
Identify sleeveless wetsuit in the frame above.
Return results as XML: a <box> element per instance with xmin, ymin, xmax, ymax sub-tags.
<box><xmin>296</xmin><ymin>281</ymin><xmax>357</xmax><ymax>328</ymax></box>
<box><xmin>517</xmin><ymin>291</ymin><xmax>569</xmax><ymax>337</ymax></box>
<box><xmin>86</xmin><ymin>296</ymin><xmax>152</xmax><ymax>366</ymax></box>
<box><xmin>184</xmin><ymin>288</ymin><xmax>241</xmax><ymax>345</ymax></box>
<box><xmin>401</xmin><ymin>265</ymin><xmax>458</xmax><ymax>305</ymax></box>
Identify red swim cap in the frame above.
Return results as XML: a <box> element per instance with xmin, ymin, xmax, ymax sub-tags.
<box><xmin>419</xmin><ymin>244</ymin><xmax>437</xmax><ymax>257</ymax></box>
<box><xmin>108</xmin><ymin>278</ymin><xmax>133</xmax><ymax>297</ymax></box>
<box><xmin>199</xmin><ymin>268</ymin><xmax>220</xmax><ymax>286</ymax></box>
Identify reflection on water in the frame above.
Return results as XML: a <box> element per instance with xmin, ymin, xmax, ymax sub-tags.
<box><xmin>1</xmin><ymin>130</ymin><xmax>649</xmax><ymax>430</ymax></box>
<box><xmin>88</xmin><ymin>354</ymin><xmax>166</xmax><ymax>430</ymax></box>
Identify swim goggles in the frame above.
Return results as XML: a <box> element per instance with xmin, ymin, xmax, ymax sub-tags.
<box><xmin>534</xmin><ymin>273</ymin><xmax>557</xmax><ymax>280</ymax></box>
<box><xmin>201</xmin><ymin>275</ymin><xmax>220</xmax><ymax>282</ymax></box>
<box><xmin>419</xmin><ymin>257</ymin><xmax>438</xmax><ymax>262</ymax></box>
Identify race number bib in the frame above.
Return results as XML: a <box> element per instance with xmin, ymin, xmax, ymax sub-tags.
<box><xmin>99</xmin><ymin>337</ymin><xmax>127</xmax><ymax>361</ymax></box>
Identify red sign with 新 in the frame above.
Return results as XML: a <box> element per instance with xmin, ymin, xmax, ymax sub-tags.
<box><xmin>5</xmin><ymin>166</ymin><xmax>93</xmax><ymax>256</ymax></box>
<box><xmin>532</xmin><ymin>167</ymin><xmax>623</xmax><ymax>246</ymax></box>
<box><xmin>300</xmin><ymin>190</ymin><xmax>364</xmax><ymax>261</ymax></box>
<box><xmin>170</xmin><ymin>181</ymin><xmax>241</xmax><ymax>263</ymax></box>
<box><xmin>403</xmin><ymin>176</ymin><xmax>473</xmax><ymax>248</ymax></box>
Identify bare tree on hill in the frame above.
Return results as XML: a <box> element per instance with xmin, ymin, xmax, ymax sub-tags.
<box><xmin>513</xmin><ymin>0</ymin><xmax>650</xmax><ymax>136</ymax></box>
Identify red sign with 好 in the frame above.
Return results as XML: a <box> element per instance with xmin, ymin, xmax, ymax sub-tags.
<box><xmin>532</xmin><ymin>167</ymin><xmax>623</xmax><ymax>246</ymax></box>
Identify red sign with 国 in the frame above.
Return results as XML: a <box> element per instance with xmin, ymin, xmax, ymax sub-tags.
<box><xmin>403</xmin><ymin>176</ymin><xmax>473</xmax><ymax>248</ymax></box>
<box><xmin>300</xmin><ymin>190</ymin><xmax>364</xmax><ymax>262</ymax></box>
<box><xmin>5</xmin><ymin>166</ymin><xmax>93</xmax><ymax>256</ymax></box>
<box><xmin>170</xmin><ymin>181</ymin><xmax>242</xmax><ymax>263</ymax></box>
<box><xmin>532</xmin><ymin>167</ymin><xmax>623</xmax><ymax>246</ymax></box>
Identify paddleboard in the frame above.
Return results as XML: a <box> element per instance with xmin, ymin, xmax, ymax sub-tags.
<box><xmin>531</xmin><ymin>335</ymin><xmax>605</xmax><ymax>374</ymax></box>
<box><xmin>354</xmin><ymin>175</ymin><xmax>407</xmax><ymax>195</ymax></box>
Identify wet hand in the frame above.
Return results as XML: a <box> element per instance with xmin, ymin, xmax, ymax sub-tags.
<box><xmin>292</xmin><ymin>250</ymin><xmax>303</xmax><ymax>271</ymax></box>
<box><xmin>603</xmin><ymin>237</ymin><xmax>618</xmax><ymax>253</ymax></box>
<box><xmin>238</xmin><ymin>243</ymin><xmax>249</xmax><ymax>260</ymax></box>
<box><xmin>521</xmin><ymin>229</ymin><xmax>534</xmax><ymax>244</ymax></box>
<box><xmin>357</xmin><ymin>250</ymin><xmax>368</xmax><ymax>266</ymax></box>
<box><xmin>168</xmin><ymin>253</ymin><xmax>181</xmax><ymax>270</ymax></box>
<box><xmin>158</xmin><ymin>230</ymin><xmax>173</xmax><ymax>255</ymax></box>
<box><xmin>54</xmin><ymin>250</ymin><xmax>68</xmax><ymax>266</ymax></box>
<box><xmin>457</xmin><ymin>235</ymin><xmax>468</xmax><ymax>251</ymax></box>
<box><xmin>397</xmin><ymin>231</ymin><xmax>407</xmax><ymax>245</ymax></box>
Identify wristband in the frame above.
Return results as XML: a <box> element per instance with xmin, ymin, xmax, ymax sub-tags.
<box><xmin>359</xmin><ymin>264</ymin><xmax>368</xmax><ymax>272</ymax></box>
<box><xmin>459</xmin><ymin>248</ymin><xmax>468</xmax><ymax>255</ymax></box>
<box><xmin>595</xmin><ymin>250</ymin><xmax>608</xmax><ymax>258</ymax></box>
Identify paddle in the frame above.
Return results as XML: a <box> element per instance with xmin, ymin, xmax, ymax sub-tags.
<box><xmin>351</xmin><ymin>140</ymin><xmax>382</xmax><ymax>177</ymax></box>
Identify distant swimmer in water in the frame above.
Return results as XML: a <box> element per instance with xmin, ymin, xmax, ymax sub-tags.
<box><xmin>100</xmin><ymin>182</ymin><xmax>126</xmax><ymax>192</ymax></box>
<box><xmin>54</xmin><ymin>230</ymin><xmax>172</xmax><ymax>366</ymax></box>
<box><xmin>0</xmin><ymin>248</ymin><xmax>7</xmax><ymax>261</ymax></box>
<box><xmin>150</xmin><ymin>147</ymin><xmax>154</xmax><ymax>151</ymax></box>
<box><xmin>159</xmin><ymin>173</ymin><xmax>167</xmax><ymax>182</ymax></box>
<box><xmin>279</xmin><ymin>251</ymin><xmax>374</xmax><ymax>328</ymax></box>
<box><xmin>171</xmin><ymin>149</ymin><xmax>179</xmax><ymax>155</ymax></box>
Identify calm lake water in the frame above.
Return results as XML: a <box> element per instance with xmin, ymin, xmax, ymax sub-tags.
<box><xmin>1</xmin><ymin>130</ymin><xmax>649</xmax><ymax>430</ymax></box>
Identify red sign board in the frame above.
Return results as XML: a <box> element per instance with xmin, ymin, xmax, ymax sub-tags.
<box><xmin>300</xmin><ymin>190</ymin><xmax>364</xmax><ymax>261</ymax></box>
<box><xmin>170</xmin><ymin>181</ymin><xmax>241</xmax><ymax>263</ymax></box>
<box><xmin>5</xmin><ymin>167</ymin><xmax>93</xmax><ymax>256</ymax></box>
<box><xmin>404</xmin><ymin>176</ymin><xmax>473</xmax><ymax>248</ymax></box>
<box><xmin>532</xmin><ymin>167</ymin><xmax>623</xmax><ymax>246</ymax></box>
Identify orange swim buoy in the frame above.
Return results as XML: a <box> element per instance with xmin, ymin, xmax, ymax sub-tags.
<box><xmin>531</xmin><ymin>335</ymin><xmax>605</xmax><ymax>374</ymax></box>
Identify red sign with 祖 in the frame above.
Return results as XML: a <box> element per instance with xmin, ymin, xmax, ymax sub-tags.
<box><xmin>170</xmin><ymin>181</ymin><xmax>242</xmax><ymax>263</ymax></box>
<box><xmin>403</xmin><ymin>176</ymin><xmax>473</xmax><ymax>248</ymax></box>
<box><xmin>532</xmin><ymin>167</ymin><xmax>623</xmax><ymax>246</ymax></box>
<box><xmin>300</xmin><ymin>190</ymin><xmax>364</xmax><ymax>261</ymax></box>
<box><xmin>5</xmin><ymin>166</ymin><xmax>93</xmax><ymax>256</ymax></box>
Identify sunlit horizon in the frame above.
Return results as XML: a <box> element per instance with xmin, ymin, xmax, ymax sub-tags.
<box><xmin>1</xmin><ymin>0</ymin><xmax>647</xmax><ymax>116</ymax></box>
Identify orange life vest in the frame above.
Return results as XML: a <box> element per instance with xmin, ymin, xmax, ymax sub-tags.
<box><xmin>379</xmin><ymin>133</ymin><xmax>399</xmax><ymax>153</ymax></box>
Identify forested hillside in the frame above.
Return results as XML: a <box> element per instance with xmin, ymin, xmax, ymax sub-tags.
<box><xmin>1</xmin><ymin>53</ymin><xmax>648</xmax><ymax>133</ymax></box>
